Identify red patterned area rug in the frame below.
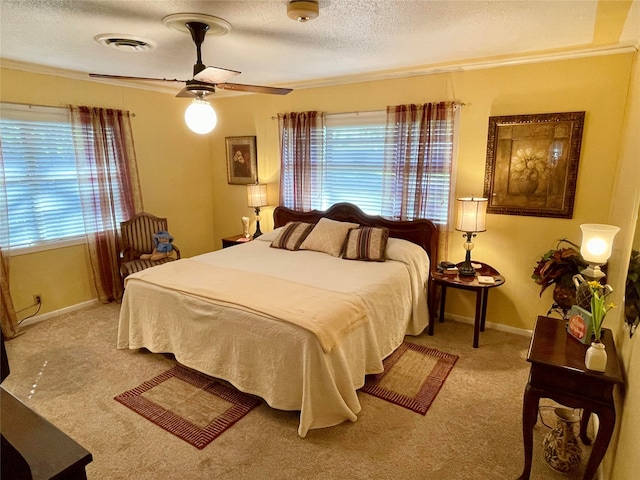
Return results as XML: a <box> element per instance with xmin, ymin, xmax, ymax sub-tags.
<box><xmin>361</xmin><ymin>342</ymin><xmax>458</xmax><ymax>415</ymax></box>
<box><xmin>115</xmin><ymin>365</ymin><xmax>260</xmax><ymax>449</ymax></box>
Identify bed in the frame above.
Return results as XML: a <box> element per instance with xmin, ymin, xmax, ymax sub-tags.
<box><xmin>117</xmin><ymin>203</ymin><xmax>438</xmax><ymax>437</ymax></box>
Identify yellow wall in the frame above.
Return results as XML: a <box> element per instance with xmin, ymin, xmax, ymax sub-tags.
<box><xmin>604</xmin><ymin>51</ymin><xmax>640</xmax><ymax>480</ymax></box>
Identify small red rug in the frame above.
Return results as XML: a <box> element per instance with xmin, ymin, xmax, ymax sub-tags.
<box><xmin>361</xmin><ymin>342</ymin><xmax>458</xmax><ymax>415</ymax></box>
<box><xmin>115</xmin><ymin>365</ymin><xmax>260</xmax><ymax>449</ymax></box>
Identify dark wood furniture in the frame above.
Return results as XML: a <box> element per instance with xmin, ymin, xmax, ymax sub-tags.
<box><xmin>518</xmin><ymin>316</ymin><xmax>624</xmax><ymax>480</ymax></box>
<box><xmin>221</xmin><ymin>234</ymin><xmax>252</xmax><ymax>248</ymax></box>
<box><xmin>1</xmin><ymin>387</ymin><xmax>93</xmax><ymax>480</ymax></box>
<box><xmin>273</xmin><ymin>203</ymin><xmax>440</xmax><ymax>323</ymax></box>
<box><xmin>431</xmin><ymin>261</ymin><xmax>505</xmax><ymax>347</ymax></box>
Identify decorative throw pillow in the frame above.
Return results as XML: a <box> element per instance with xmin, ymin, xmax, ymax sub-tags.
<box><xmin>343</xmin><ymin>227</ymin><xmax>390</xmax><ymax>262</ymax></box>
<box><xmin>299</xmin><ymin>217</ymin><xmax>360</xmax><ymax>257</ymax></box>
<box><xmin>270</xmin><ymin>222</ymin><xmax>314</xmax><ymax>251</ymax></box>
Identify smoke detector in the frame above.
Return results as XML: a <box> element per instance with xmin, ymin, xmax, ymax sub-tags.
<box><xmin>287</xmin><ymin>1</ymin><xmax>319</xmax><ymax>22</ymax></box>
<box><xmin>94</xmin><ymin>34</ymin><xmax>155</xmax><ymax>52</ymax></box>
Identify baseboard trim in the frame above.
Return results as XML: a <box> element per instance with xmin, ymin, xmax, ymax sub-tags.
<box><xmin>19</xmin><ymin>299</ymin><xmax>100</xmax><ymax>328</ymax></box>
<box><xmin>445</xmin><ymin>313</ymin><xmax>533</xmax><ymax>337</ymax></box>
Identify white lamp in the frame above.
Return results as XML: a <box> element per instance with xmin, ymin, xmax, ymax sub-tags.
<box><xmin>247</xmin><ymin>184</ymin><xmax>268</xmax><ymax>238</ymax></box>
<box><xmin>184</xmin><ymin>98</ymin><xmax>217</xmax><ymax>134</ymax></box>
<box><xmin>580</xmin><ymin>224</ymin><xmax>620</xmax><ymax>279</ymax></box>
<box><xmin>455</xmin><ymin>196</ymin><xmax>488</xmax><ymax>276</ymax></box>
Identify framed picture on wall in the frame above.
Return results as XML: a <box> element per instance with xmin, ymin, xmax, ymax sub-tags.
<box><xmin>226</xmin><ymin>136</ymin><xmax>258</xmax><ymax>185</ymax></box>
<box><xmin>482</xmin><ymin>111</ymin><xmax>585</xmax><ymax>218</ymax></box>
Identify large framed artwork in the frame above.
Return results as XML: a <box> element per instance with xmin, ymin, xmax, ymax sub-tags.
<box><xmin>482</xmin><ymin>111</ymin><xmax>585</xmax><ymax>218</ymax></box>
<box><xmin>226</xmin><ymin>136</ymin><xmax>258</xmax><ymax>185</ymax></box>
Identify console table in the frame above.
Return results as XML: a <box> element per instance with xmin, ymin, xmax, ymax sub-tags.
<box><xmin>518</xmin><ymin>316</ymin><xmax>624</xmax><ymax>480</ymax></box>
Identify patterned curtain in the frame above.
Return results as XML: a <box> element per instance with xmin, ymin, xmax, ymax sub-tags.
<box><xmin>382</xmin><ymin>102</ymin><xmax>456</xmax><ymax>261</ymax></box>
<box><xmin>69</xmin><ymin>106</ymin><xmax>143</xmax><ymax>302</ymax></box>
<box><xmin>278</xmin><ymin>111</ymin><xmax>325</xmax><ymax>211</ymax></box>
<box><xmin>0</xmin><ymin>146</ymin><xmax>19</xmax><ymax>338</ymax></box>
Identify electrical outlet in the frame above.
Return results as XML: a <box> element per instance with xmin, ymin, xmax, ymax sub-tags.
<box><xmin>33</xmin><ymin>294</ymin><xmax>42</xmax><ymax>304</ymax></box>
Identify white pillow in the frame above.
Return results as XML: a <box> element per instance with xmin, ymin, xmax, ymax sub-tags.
<box><xmin>299</xmin><ymin>217</ymin><xmax>359</xmax><ymax>257</ymax></box>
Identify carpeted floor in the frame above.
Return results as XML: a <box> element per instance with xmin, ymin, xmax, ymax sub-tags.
<box><xmin>2</xmin><ymin>303</ymin><xmax>594</xmax><ymax>479</ymax></box>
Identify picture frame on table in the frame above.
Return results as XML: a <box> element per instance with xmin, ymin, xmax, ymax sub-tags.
<box><xmin>482</xmin><ymin>111</ymin><xmax>585</xmax><ymax>218</ymax></box>
<box><xmin>226</xmin><ymin>136</ymin><xmax>258</xmax><ymax>185</ymax></box>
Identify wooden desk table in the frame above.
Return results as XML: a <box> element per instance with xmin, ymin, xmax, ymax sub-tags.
<box><xmin>431</xmin><ymin>262</ymin><xmax>505</xmax><ymax>347</ymax></box>
<box><xmin>518</xmin><ymin>316</ymin><xmax>624</xmax><ymax>480</ymax></box>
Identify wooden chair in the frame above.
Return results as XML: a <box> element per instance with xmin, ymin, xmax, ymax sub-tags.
<box><xmin>119</xmin><ymin>212</ymin><xmax>181</xmax><ymax>280</ymax></box>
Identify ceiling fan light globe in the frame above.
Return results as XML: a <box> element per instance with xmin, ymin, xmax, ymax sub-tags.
<box><xmin>185</xmin><ymin>99</ymin><xmax>217</xmax><ymax>134</ymax></box>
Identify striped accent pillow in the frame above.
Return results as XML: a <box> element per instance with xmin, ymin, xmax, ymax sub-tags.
<box><xmin>342</xmin><ymin>227</ymin><xmax>390</xmax><ymax>262</ymax></box>
<box><xmin>270</xmin><ymin>222</ymin><xmax>314</xmax><ymax>251</ymax></box>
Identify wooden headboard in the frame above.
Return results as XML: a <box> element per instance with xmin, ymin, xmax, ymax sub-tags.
<box><xmin>273</xmin><ymin>203</ymin><xmax>438</xmax><ymax>267</ymax></box>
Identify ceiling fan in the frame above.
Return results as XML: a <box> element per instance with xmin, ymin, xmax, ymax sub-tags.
<box><xmin>89</xmin><ymin>19</ymin><xmax>293</xmax><ymax>98</ymax></box>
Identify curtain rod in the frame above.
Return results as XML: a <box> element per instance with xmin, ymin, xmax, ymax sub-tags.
<box><xmin>0</xmin><ymin>101</ymin><xmax>135</xmax><ymax>117</ymax></box>
<box><xmin>270</xmin><ymin>102</ymin><xmax>465</xmax><ymax>119</ymax></box>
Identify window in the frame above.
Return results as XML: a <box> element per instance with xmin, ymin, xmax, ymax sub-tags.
<box><xmin>0</xmin><ymin>103</ymin><xmax>127</xmax><ymax>250</ymax></box>
<box><xmin>283</xmin><ymin>109</ymin><xmax>455</xmax><ymax>225</ymax></box>
<box><xmin>321</xmin><ymin>112</ymin><xmax>388</xmax><ymax>215</ymax></box>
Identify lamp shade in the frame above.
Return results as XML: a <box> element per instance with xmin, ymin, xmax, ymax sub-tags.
<box><xmin>580</xmin><ymin>224</ymin><xmax>620</xmax><ymax>264</ymax></box>
<box><xmin>455</xmin><ymin>197</ymin><xmax>488</xmax><ymax>233</ymax></box>
<box><xmin>184</xmin><ymin>99</ymin><xmax>217</xmax><ymax>134</ymax></box>
<box><xmin>247</xmin><ymin>184</ymin><xmax>268</xmax><ymax>208</ymax></box>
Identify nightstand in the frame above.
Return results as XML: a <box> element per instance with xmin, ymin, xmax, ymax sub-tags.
<box><xmin>221</xmin><ymin>234</ymin><xmax>252</xmax><ymax>249</ymax></box>
<box><xmin>431</xmin><ymin>261</ymin><xmax>505</xmax><ymax>347</ymax></box>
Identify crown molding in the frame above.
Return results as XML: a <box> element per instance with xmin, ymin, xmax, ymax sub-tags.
<box><xmin>2</xmin><ymin>43</ymin><xmax>638</xmax><ymax>97</ymax></box>
<box><xmin>283</xmin><ymin>43</ymin><xmax>639</xmax><ymax>91</ymax></box>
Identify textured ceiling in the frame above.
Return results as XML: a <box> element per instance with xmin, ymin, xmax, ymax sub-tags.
<box><xmin>0</xmin><ymin>0</ymin><xmax>639</xmax><ymax>96</ymax></box>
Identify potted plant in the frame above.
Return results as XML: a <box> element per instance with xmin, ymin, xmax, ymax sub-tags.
<box><xmin>625</xmin><ymin>250</ymin><xmax>640</xmax><ymax>336</ymax></box>
<box><xmin>532</xmin><ymin>239</ymin><xmax>588</xmax><ymax>313</ymax></box>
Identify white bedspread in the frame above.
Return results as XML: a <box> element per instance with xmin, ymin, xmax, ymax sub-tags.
<box><xmin>117</xmin><ymin>234</ymin><xmax>430</xmax><ymax>437</ymax></box>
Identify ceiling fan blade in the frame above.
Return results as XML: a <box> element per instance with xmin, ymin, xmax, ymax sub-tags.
<box><xmin>193</xmin><ymin>66</ymin><xmax>241</xmax><ymax>84</ymax></box>
<box><xmin>216</xmin><ymin>83</ymin><xmax>293</xmax><ymax>95</ymax></box>
<box><xmin>89</xmin><ymin>73</ymin><xmax>188</xmax><ymax>83</ymax></box>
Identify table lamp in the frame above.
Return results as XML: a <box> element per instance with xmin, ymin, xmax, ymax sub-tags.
<box><xmin>579</xmin><ymin>224</ymin><xmax>620</xmax><ymax>279</ymax></box>
<box><xmin>455</xmin><ymin>196</ymin><xmax>488</xmax><ymax>276</ymax></box>
<box><xmin>247</xmin><ymin>184</ymin><xmax>268</xmax><ymax>238</ymax></box>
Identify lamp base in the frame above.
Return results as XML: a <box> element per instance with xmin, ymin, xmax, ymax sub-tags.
<box><xmin>253</xmin><ymin>207</ymin><xmax>263</xmax><ymax>238</ymax></box>
<box><xmin>254</xmin><ymin>221</ymin><xmax>263</xmax><ymax>238</ymax></box>
<box><xmin>581</xmin><ymin>264</ymin><xmax>605</xmax><ymax>280</ymax></box>
<box><xmin>458</xmin><ymin>233</ymin><xmax>476</xmax><ymax>276</ymax></box>
<box><xmin>458</xmin><ymin>260</ymin><xmax>476</xmax><ymax>276</ymax></box>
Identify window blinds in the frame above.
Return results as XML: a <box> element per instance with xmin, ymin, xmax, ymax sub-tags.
<box><xmin>0</xmin><ymin>103</ymin><xmax>128</xmax><ymax>249</ymax></box>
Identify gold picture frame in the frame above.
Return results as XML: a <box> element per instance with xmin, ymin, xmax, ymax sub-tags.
<box><xmin>226</xmin><ymin>136</ymin><xmax>258</xmax><ymax>185</ymax></box>
<box><xmin>482</xmin><ymin>111</ymin><xmax>585</xmax><ymax>218</ymax></box>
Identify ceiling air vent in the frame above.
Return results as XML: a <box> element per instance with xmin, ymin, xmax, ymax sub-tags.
<box><xmin>94</xmin><ymin>34</ymin><xmax>155</xmax><ymax>52</ymax></box>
